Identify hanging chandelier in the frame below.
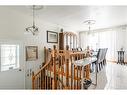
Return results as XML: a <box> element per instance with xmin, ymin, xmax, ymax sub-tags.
<box><xmin>26</xmin><ymin>5</ymin><xmax>39</xmax><ymax>35</ymax></box>
<box><xmin>84</xmin><ymin>20</ymin><xmax>96</xmax><ymax>34</ymax></box>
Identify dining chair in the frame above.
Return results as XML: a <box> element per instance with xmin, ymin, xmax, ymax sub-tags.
<box><xmin>103</xmin><ymin>48</ymin><xmax>108</xmax><ymax>65</ymax></box>
<box><xmin>98</xmin><ymin>48</ymin><xmax>108</xmax><ymax>71</ymax></box>
<box><xmin>91</xmin><ymin>48</ymin><xmax>108</xmax><ymax>72</ymax></box>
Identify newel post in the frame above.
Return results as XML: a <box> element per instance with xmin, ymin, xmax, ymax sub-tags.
<box><xmin>52</xmin><ymin>45</ymin><xmax>57</xmax><ymax>89</ymax></box>
<box><xmin>44</xmin><ymin>47</ymin><xmax>46</xmax><ymax>64</ymax></box>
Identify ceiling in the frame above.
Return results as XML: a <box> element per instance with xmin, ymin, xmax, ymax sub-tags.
<box><xmin>4</xmin><ymin>6</ymin><xmax>127</xmax><ymax>31</ymax></box>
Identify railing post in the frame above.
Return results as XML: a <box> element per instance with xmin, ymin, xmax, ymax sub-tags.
<box><xmin>65</xmin><ymin>45</ymin><xmax>69</xmax><ymax>89</ymax></box>
<box><xmin>52</xmin><ymin>45</ymin><xmax>57</xmax><ymax>89</ymax></box>
<box><xmin>86</xmin><ymin>64</ymin><xmax>90</xmax><ymax>80</ymax></box>
<box><xmin>44</xmin><ymin>47</ymin><xmax>46</xmax><ymax>65</ymax></box>
<box><xmin>32</xmin><ymin>71</ymin><xmax>35</xmax><ymax>89</ymax></box>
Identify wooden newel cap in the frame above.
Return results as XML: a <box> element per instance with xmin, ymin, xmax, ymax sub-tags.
<box><xmin>32</xmin><ymin>71</ymin><xmax>34</xmax><ymax>76</ymax></box>
<box><xmin>60</xmin><ymin>28</ymin><xmax>63</xmax><ymax>32</ymax></box>
<box><xmin>66</xmin><ymin>45</ymin><xmax>69</xmax><ymax>50</ymax></box>
<box><xmin>53</xmin><ymin>45</ymin><xmax>56</xmax><ymax>50</ymax></box>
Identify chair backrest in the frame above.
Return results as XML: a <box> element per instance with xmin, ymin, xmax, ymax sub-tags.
<box><xmin>96</xmin><ymin>48</ymin><xmax>108</xmax><ymax>64</ymax></box>
<box><xmin>96</xmin><ymin>49</ymin><xmax>103</xmax><ymax>63</ymax></box>
<box><xmin>104</xmin><ymin>48</ymin><xmax>108</xmax><ymax>58</ymax></box>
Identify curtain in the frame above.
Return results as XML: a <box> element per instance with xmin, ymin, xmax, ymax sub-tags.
<box><xmin>79</xmin><ymin>25</ymin><xmax>127</xmax><ymax>61</ymax></box>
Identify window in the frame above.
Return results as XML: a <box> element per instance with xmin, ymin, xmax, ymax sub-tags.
<box><xmin>0</xmin><ymin>44</ymin><xmax>19</xmax><ymax>71</ymax></box>
<box><xmin>80</xmin><ymin>29</ymin><xmax>118</xmax><ymax>61</ymax></box>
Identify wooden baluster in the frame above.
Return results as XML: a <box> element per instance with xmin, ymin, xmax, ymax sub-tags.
<box><xmin>74</xmin><ymin>65</ymin><xmax>76</xmax><ymax>89</ymax></box>
<box><xmin>32</xmin><ymin>72</ymin><xmax>35</xmax><ymax>89</ymax></box>
<box><xmin>62</xmin><ymin>56</ymin><xmax>64</xmax><ymax>89</ymax></box>
<box><xmin>47</xmin><ymin>66</ymin><xmax>48</xmax><ymax>89</ymax></box>
<box><xmin>79</xmin><ymin>54</ymin><xmax>81</xmax><ymax>89</ymax></box>
<box><xmin>58</xmin><ymin>55</ymin><xmax>60</xmax><ymax>89</ymax></box>
<box><xmin>61</xmin><ymin>55</ymin><xmax>64</xmax><ymax>89</ymax></box>
<box><xmin>72</xmin><ymin>56</ymin><xmax>74</xmax><ymax>89</ymax></box>
<box><xmin>39</xmin><ymin>74</ymin><xmax>40</xmax><ymax>89</ymax></box>
<box><xmin>53</xmin><ymin>46</ymin><xmax>57</xmax><ymax>89</ymax></box>
<box><xmin>40</xmin><ymin>71</ymin><xmax>42</xmax><ymax>89</ymax></box>
<box><xmin>77</xmin><ymin>66</ymin><xmax>78</xmax><ymax>89</ymax></box>
<box><xmin>36</xmin><ymin>76</ymin><xmax>38</xmax><ymax>89</ymax></box>
<box><xmin>44</xmin><ymin>47</ymin><xmax>46</xmax><ymax>65</ymax></box>
<box><xmin>40</xmin><ymin>69</ymin><xmax>42</xmax><ymax>89</ymax></box>
<box><xmin>66</xmin><ymin>59</ymin><xmax>69</xmax><ymax>89</ymax></box>
<box><xmin>37</xmin><ymin>77</ymin><xmax>38</xmax><ymax>89</ymax></box>
<box><xmin>86</xmin><ymin>64</ymin><xmax>90</xmax><ymax>80</ymax></box>
<box><xmin>84</xmin><ymin>66</ymin><xmax>86</xmax><ymax>80</ymax></box>
<box><xmin>85</xmin><ymin>65</ymin><xmax>87</xmax><ymax>80</ymax></box>
<box><xmin>80</xmin><ymin>66</ymin><xmax>82</xmax><ymax>89</ymax></box>
<box><xmin>71</xmin><ymin>56</ymin><xmax>73</xmax><ymax>89</ymax></box>
<box><xmin>41</xmin><ymin>69</ymin><xmax>44</xmax><ymax>89</ymax></box>
<box><xmin>35</xmin><ymin>77</ymin><xmax>36</xmax><ymax>89</ymax></box>
<box><xmin>60</xmin><ymin>55</ymin><xmax>62</xmax><ymax>89</ymax></box>
<box><xmin>66</xmin><ymin>48</ymin><xmax>69</xmax><ymax>89</ymax></box>
<box><xmin>38</xmin><ymin>66</ymin><xmax>41</xmax><ymax>89</ymax></box>
<box><xmin>45</xmin><ymin>68</ymin><xmax>46</xmax><ymax>89</ymax></box>
<box><xmin>49</xmin><ymin>61</ymin><xmax>52</xmax><ymax>89</ymax></box>
<box><xmin>42</xmin><ymin>69</ymin><xmax>45</xmax><ymax>89</ymax></box>
<box><xmin>38</xmin><ymin>75</ymin><xmax>40</xmax><ymax>89</ymax></box>
<box><xmin>43</xmin><ymin>69</ymin><xmax>45</xmax><ymax>89</ymax></box>
<box><xmin>58</xmin><ymin>56</ymin><xmax>60</xmax><ymax>89</ymax></box>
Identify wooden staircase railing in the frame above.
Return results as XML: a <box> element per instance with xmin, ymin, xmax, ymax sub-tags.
<box><xmin>32</xmin><ymin>45</ymin><xmax>89</xmax><ymax>89</ymax></box>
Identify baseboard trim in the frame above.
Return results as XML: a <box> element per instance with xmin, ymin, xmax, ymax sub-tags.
<box><xmin>107</xmin><ymin>60</ymin><xmax>117</xmax><ymax>63</ymax></box>
<box><xmin>107</xmin><ymin>60</ymin><xmax>127</xmax><ymax>64</ymax></box>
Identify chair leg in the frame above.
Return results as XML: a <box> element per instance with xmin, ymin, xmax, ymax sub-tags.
<box><xmin>101</xmin><ymin>62</ymin><xmax>103</xmax><ymax>69</ymax></box>
<box><xmin>103</xmin><ymin>59</ymin><xmax>106</xmax><ymax>66</ymax></box>
<box><xmin>91</xmin><ymin>63</ymin><xmax>94</xmax><ymax>72</ymax></box>
<box><xmin>96</xmin><ymin>64</ymin><xmax>99</xmax><ymax>73</ymax></box>
<box><xmin>90</xmin><ymin>64</ymin><xmax>93</xmax><ymax>73</ymax></box>
<box><xmin>103</xmin><ymin>60</ymin><xmax>105</xmax><ymax>65</ymax></box>
<box><xmin>91</xmin><ymin>62</ymin><xmax>96</xmax><ymax>72</ymax></box>
<box><xmin>99</xmin><ymin>63</ymin><xmax>101</xmax><ymax>71</ymax></box>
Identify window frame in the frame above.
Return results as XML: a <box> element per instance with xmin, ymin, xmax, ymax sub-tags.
<box><xmin>0</xmin><ymin>43</ymin><xmax>20</xmax><ymax>72</ymax></box>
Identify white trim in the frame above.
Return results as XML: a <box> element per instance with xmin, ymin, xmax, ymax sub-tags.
<box><xmin>0</xmin><ymin>44</ymin><xmax>20</xmax><ymax>72</ymax></box>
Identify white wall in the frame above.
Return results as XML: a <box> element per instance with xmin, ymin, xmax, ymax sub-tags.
<box><xmin>0</xmin><ymin>6</ymin><xmax>67</xmax><ymax>89</ymax></box>
<box><xmin>24</xmin><ymin>19</ymin><xmax>63</xmax><ymax>89</ymax></box>
<box><xmin>0</xmin><ymin>7</ymin><xmax>26</xmax><ymax>89</ymax></box>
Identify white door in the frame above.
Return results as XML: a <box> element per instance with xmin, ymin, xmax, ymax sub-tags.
<box><xmin>0</xmin><ymin>43</ymin><xmax>25</xmax><ymax>89</ymax></box>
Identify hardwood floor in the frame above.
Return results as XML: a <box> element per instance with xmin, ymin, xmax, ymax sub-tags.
<box><xmin>88</xmin><ymin>62</ymin><xmax>127</xmax><ymax>89</ymax></box>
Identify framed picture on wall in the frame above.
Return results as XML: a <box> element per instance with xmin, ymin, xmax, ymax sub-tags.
<box><xmin>26</xmin><ymin>46</ymin><xmax>38</xmax><ymax>61</ymax></box>
<box><xmin>47</xmin><ymin>31</ymin><xmax>58</xmax><ymax>43</ymax></box>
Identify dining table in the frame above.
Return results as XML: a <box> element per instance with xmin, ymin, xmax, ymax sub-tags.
<box><xmin>74</xmin><ymin>56</ymin><xmax>97</xmax><ymax>89</ymax></box>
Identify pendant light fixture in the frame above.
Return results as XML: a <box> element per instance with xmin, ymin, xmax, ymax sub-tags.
<box><xmin>26</xmin><ymin>5</ymin><xmax>39</xmax><ymax>35</ymax></box>
<box><xmin>84</xmin><ymin>20</ymin><xmax>96</xmax><ymax>34</ymax></box>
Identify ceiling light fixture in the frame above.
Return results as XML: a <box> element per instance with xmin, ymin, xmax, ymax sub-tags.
<box><xmin>26</xmin><ymin>5</ymin><xmax>39</xmax><ymax>35</ymax></box>
<box><xmin>84</xmin><ymin>20</ymin><xmax>96</xmax><ymax>34</ymax></box>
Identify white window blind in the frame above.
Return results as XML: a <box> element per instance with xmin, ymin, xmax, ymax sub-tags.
<box><xmin>0</xmin><ymin>44</ymin><xmax>19</xmax><ymax>71</ymax></box>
